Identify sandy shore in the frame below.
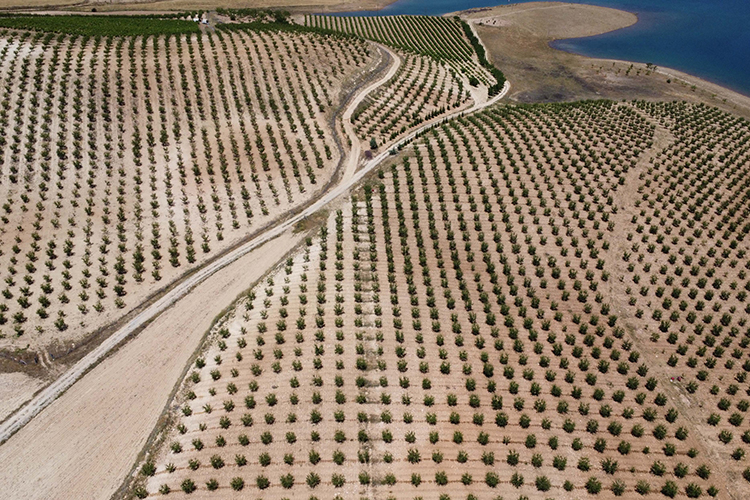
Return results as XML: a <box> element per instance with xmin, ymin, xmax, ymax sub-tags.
<box><xmin>606</xmin><ymin>57</ymin><xmax>750</xmax><ymax>115</ymax></box>
<box><xmin>455</xmin><ymin>1</ymin><xmax>637</xmax><ymax>39</ymax></box>
<box><xmin>454</xmin><ymin>2</ymin><xmax>750</xmax><ymax>118</ymax></box>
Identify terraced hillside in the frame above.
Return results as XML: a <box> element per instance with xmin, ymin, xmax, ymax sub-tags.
<box><xmin>0</xmin><ymin>26</ymin><xmax>374</xmax><ymax>350</ymax></box>
<box><xmin>141</xmin><ymin>100</ymin><xmax>750</xmax><ymax>499</ymax></box>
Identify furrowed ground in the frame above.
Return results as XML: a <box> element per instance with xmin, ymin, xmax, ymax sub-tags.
<box><xmin>0</xmin><ymin>25</ymin><xmax>375</xmax><ymax>356</ymax></box>
<box><xmin>143</xmin><ymin>100</ymin><xmax>750</xmax><ymax>499</ymax></box>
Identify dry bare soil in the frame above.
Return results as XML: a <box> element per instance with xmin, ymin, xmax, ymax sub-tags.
<box><xmin>1</xmin><ymin>4</ymin><xmax>749</xmax><ymax>500</ymax></box>
<box><xmin>0</xmin><ymin>17</ymin><xmax>382</xmax><ymax>475</ymax></box>
<box><xmin>0</xmin><ymin>230</ymin><xmax>305</xmax><ymax>500</ymax></box>
<box><xmin>0</xmin><ymin>28</ymin><xmax>373</xmax><ymax>361</ymax></box>
<box><xmin>0</xmin><ymin>15</ymin><xmax>503</xmax><ymax>500</ymax></box>
<box><xmin>142</xmin><ymin>100</ymin><xmax>750</xmax><ymax>499</ymax></box>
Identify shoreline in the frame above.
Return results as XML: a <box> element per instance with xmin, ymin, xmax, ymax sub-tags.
<box><xmin>456</xmin><ymin>2</ymin><xmax>750</xmax><ymax>116</ymax></box>
<box><xmin>0</xmin><ymin>0</ymin><xmax>744</xmax><ymax>113</ymax></box>
<box><xmin>551</xmin><ymin>41</ymin><xmax>750</xmax><ymax>107</ymax></box>
<box><xmin>0</xmin><ymin>3</ymin><xmax>746</xmax><ymax>500</ymax></box>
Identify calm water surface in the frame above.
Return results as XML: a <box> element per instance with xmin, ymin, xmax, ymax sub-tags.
<box><xmin>336</xmin><ymin>0</ymin><xmax>750</xmax><ymax>96</ymax></box>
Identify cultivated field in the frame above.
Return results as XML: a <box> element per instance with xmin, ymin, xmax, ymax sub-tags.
<box><xmin>142</xmin><ymin>99</ymin><xmax>750</xmax><ymax>499</ymax></box>
<box><xmin>306</xmin><ymin>15</ymin><xmax>504</xmax><ymax>148</ymax></box>
<box><xmin>306</xmin><ymin>15</ymin><xmax>502</xmax><ymax>89</ymax></box>
<box><xmin>0</xmin><ymin>230</ymin><xmax>305</xmax><ymax>500</ymax></box>
<box><xmin>0</xmin><ymin>6</ymin><xmax>749</xmax><ymax>500</ymax></box>
<box><xmin>306</xmin><ymin>16</ymin><xmax>482</xmax><ymax>76</ymax></box>
<box><xmin>350</xmin><ymin>53</ymin><xmax>471</xmax><ymax>146</ymax></box>
<box><xmin>0</xmin><ymin>23</ymin><xmax>374</xmax><ymax>355</ymax></box>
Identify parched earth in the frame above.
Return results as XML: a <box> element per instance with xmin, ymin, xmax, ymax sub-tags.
<box><xmin>2</xmin><ymin>5</ymin><xmax>750</xmax><ymax>500</ymax></box>
<box><xmin>142</xmin><ymin>97</ymin><xmax>750</xmax><ymax>499</ymax></box>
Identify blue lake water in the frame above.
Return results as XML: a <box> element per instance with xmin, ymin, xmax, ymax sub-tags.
<box><xmin>335</xmin><ymin>0</ymin><xmax>750</xmax><ymax>97</ymax></box>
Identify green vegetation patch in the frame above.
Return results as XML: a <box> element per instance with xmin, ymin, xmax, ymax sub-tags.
<box><xmin>306</xmin><ymin>15</ymin><xmax>473</xmax><ymax>62</ymax></box>
<box><xmin>0</xmin><ymin>15</ymin><xmax>199</xmax><ymax>37</ymax></box>
<box><xmin>459</xmin><ymin>19</ymin><xmax>506</xmax><ymax>95</ymax></box>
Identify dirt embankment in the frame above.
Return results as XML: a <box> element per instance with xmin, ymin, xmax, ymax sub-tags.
<box><xmin>458</xmin><ymin>1</ymin><xmax>750</xmax><ymax>118</ymax></box>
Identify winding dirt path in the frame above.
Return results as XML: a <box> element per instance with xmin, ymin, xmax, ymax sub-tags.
<box><xmin>0</xmin><ymin>231</ymin><xmax>304</xmax><ymax>500</ymax></box>
<box><xmin>0</xmin><ymin>43</ymin><xmax>401</xmax><ymax>449</ymax></box>
<box><xmin>341</xmin><ymin>47</ymin><xmax>402</xmax><ymax>183</ymax></box>
<box><xmin>0</xmin><ymin>40</ymin><xmax>402</xmax><ymax>500</ymax></box>
<box><xmin>0</xmin><ymin>34</ymin><xmax>509</xmax><ymax>498</ymax></box>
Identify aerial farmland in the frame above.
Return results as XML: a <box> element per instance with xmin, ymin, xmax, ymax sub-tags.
<box><xmin>0</xmin><ymin>3</ymin><xmax>748</xmax><ymax>500</ymax></box>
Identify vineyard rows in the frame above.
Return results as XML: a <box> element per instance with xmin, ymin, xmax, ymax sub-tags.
<box><xmin>351</xmin><ymin>53</ymin><xmax>471</xmax><ymax>146</ymax></box>
<box><xmin>0</xmin><ymin>15</ymin><xmax>201</xmax><ymax>37</ymax></box>
<box><xmin>0</xmin><ymin>28</ymin><xmax>372</xmax><ymax>346</ymax></box>
<box><xmin>143</xmin><ymin>100</ymin><xmax>750</xmax><ymax>499</ymax></box>
<box><xmin>305</xmin><ymin>15</ymin><xmax>492</xmax><ymax>86</ymax></box>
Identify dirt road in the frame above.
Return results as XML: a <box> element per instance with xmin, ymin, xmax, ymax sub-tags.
<box><xmin>0</xmin><ymin>41</ymin><xmax>401</xmax><ymax>500</ymax></box>
<box><xmin>341</xmin><ymin>49</ymin><xmax>402</xmax><ymax>182</ymax></box>
<box><xmin>0</xmin><ymin>36</ymin><xmax>509</xmax><ymax>498</ymax></box>
<box><xmin>0</xmin><ymin>45</ymin><xmax>401</xmax><ymax>449</ymax></box>
<box><xmin>0</xmin><ymin>231</ymin><xmax>303</xmax><ymax>500</ymax></box>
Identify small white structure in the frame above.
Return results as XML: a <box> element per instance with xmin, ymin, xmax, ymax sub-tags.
<box><xmin>193</xmin><ymin>16</ymin><xmax>200</xmax><ymax>22</ymax></box>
